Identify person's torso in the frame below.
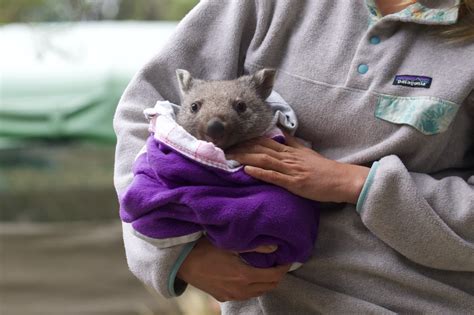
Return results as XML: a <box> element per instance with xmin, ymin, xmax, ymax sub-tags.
<box><xmin>224</xmin><ymin>0</ymin><xmax>474</xmax><ymax>313</ymax></box>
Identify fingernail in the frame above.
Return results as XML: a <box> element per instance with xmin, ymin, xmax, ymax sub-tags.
<box><xmin>264</xmin><ymin>245</ymin><xmax>278</xmax><ymax>252</ymax></box>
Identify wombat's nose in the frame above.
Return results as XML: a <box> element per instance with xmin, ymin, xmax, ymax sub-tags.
<box><xmin>206</xmin><ymin>118</ymin><xmax>225</xmax><ymax>139</ymax></box>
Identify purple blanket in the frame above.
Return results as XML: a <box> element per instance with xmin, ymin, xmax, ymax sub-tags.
<box><xmin>119</xmin><ymin>102</ymin><xmax>319</xmax><ymax>268</ymax></box>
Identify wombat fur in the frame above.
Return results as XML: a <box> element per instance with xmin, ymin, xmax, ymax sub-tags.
<box><xmin>175</xmin><ymin>69</ymin><xmax>276</xmax><ymax>150</ymax></box>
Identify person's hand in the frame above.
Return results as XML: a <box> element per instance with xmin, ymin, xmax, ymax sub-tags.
<box><xmin>177</xmin><ymin>238</ymin><xmax>290</xmax><ymax>302</ymax></box>
<box><xmin>226</xmin><ymin>133</ymin><xmax>370</xmax><ymax>204</ymax></box>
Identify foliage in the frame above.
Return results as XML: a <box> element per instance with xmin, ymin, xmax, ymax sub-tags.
<box><xmin>0</xmin><ymin>0</ymin><xmax>199</xmax><ymax>23</ymax></box>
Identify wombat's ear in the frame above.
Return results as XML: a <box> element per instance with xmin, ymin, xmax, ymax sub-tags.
<box><xmin>176</xmin><ymin>69</ymin><xmax>194</xmax><ymax>94</ymax></box>
<box><xmin>251</xmin><ymin>68</ymin><xmax>276</xmax><ymax>99</ymax></box>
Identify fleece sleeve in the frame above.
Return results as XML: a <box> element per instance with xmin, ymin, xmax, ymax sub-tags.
<box><xmin>113</xmin><ymin>0</ymin><xmax>258</xmax><ymax>298</ymax></box>
<box><xmin>356</xmin><ymin>155</ymin><xmax>474</xmax><ymax>271</ymax></box>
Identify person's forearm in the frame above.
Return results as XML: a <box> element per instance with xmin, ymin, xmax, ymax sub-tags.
<box><xmin>357</xmin><ymin>155</ymin><xmax>474</xmax><ymax>271</ymax></box>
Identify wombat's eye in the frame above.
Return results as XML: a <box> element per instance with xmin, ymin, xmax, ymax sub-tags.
<box><xmin>190</xmin><ymin>102</ymin><xmax>201</xmax><ymax>113</ymax></box>
<box><xmin>233</xmin><ymin>101</ymin><xmax>247</xmax><ymax>113</ymax></box>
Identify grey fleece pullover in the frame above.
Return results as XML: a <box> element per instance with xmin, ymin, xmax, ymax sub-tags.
<box><xmin>114</xmin><ymin>0</ymin><xmax>474</xmax><ymax>313</ymax></box>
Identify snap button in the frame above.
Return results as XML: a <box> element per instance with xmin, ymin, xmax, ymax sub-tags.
<box><xmin>357</xmin><ymin>64</ymin><xmax>369</xmax><ymax>74</ymax></box>
<box><xmin>370</xmin><ymin>36</ymin><xmax>381</xmax><ymax>45</ymax></box>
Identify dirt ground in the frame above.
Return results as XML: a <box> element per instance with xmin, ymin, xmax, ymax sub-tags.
<box><xmin>0</xmin><ymin>221</ymin><xmax>220</xmax><ymax>315</ymax></box>
<box><xmin>0</xmin><ymin>144</ymin><xmax>220</xmax><ymax>315</ymax></box>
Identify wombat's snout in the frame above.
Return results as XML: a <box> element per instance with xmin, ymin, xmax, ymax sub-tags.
<box><xmin>206</xmin><ymin>118</ymin><xmax>226</xmax><ymax>139</ymax></box>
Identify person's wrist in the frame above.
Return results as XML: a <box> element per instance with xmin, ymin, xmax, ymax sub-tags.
<box><xmin>334</xmin><ymin>163</ymin><xmax>370</xmax><ymax>204</ymax></box>
<box><xmin>176</xmin><ymin>237</ymin><xmax>208</xmax><ymax>283</ymax></box>
<box><xmin>176</xmin><ymin>245</ymin><xmax>197</xmax><ymax>282</ymax></box>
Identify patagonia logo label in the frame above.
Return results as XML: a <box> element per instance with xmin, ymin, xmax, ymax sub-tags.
<box><xmin>393</xmin><ymin>75</ymin><xmax>432</xmax><ymax>89</ymax></box>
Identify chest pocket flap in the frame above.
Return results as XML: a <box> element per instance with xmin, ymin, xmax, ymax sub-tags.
<box><xmin>375</xmin><ymin>95</ymin><xmax>460</xmax><ymax>135</ymax></box>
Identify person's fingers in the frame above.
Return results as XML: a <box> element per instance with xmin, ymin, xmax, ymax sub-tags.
<box><xmin>242</xmin><ymin>264</ymin><xmax>291</xmax><ymax>283</ymax></box>
<box><xmin>244</xmin><ymin>166</ymin><xmax>295</xmax><ymax>187</ymax></box>
<box><xmin>228</xmin><ymin>137</ymin><xmax>290</xmax><ymax>154</ymax></box>
<box><xmin>244</xmin><ymin>282</ymin><xmax>279</xmax><ymax>298</ymax></box>
<box><xmin>228</xmin><ymin>153</ymin><xmax>290</xmax><ymax>174</ymax></box>
<box><xmin>248</xmin><ymin>281</ymin><xmax>279</xmax><ymax>292</ymax></box>
<box><xmin>180</xmin><ymin>237</ymin><xmax>290</xmax><ymax>303</ymax></box>
<box><xmin>253</xmin><ymin>137</ymin><xmax>290</xmax><ymax>152</ymax></box>
<box><xmin>227</xmin><ymin>145</ymin><xmax>282</xmax><ymax>161</ymax></box>
<box><xmin>282</xmin><ymin>131</ymin><xmax>307</xmax><ymax>149</ymax></box>
<box><xmin>225</xmin><ymin>281</ymin><xmax>280</xmax><ymax>301</ymax></box>
<box><xmin>239</xmin><ymin>244</ymin><xmax>278</xmax><ymax>253</ymax></box>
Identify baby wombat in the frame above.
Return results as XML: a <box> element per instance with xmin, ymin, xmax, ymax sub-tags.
<box><xmin>175</xmin><ymin>69</ymin><xmax>276</xmax><ymax>150</ymax></box>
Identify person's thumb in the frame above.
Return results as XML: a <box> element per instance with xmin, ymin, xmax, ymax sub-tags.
<box><xmin>238</xmin><ymin>245</ymin><xmax>278</xmax><ymax>254</ymax></box>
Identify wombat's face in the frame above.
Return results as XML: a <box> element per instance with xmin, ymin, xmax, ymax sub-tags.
<box><xmin>175</xmin><ymin>69</ymin><xmax>276</xmax><ymax>150</ymax></box>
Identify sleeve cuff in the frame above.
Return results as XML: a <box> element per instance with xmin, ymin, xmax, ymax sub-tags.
<box><xmin>356</xmin><ymin>161</ymin><xmax>380</xmax><ymax>214</ymax></box>
<box><xmin>167</xmin><ymin>240</ymin><xmax>198</xmax><ymax>296</ymax></box>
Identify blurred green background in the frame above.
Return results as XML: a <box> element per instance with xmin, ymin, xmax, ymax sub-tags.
<box><xmin>0</xmin><ymin>0</ymin><xmax>199</xmax><ymax>23</ymax></box>
<box><xmin>0</xmin><ymin>1</ymin><xmax>220</xmax><ymax>314</ymax></box>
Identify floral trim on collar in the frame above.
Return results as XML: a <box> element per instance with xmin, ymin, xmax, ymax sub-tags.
<box><xmin>366</xmin><ymin>0</ymin><xmax>460</xmax><ymax>26</ymax></box>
